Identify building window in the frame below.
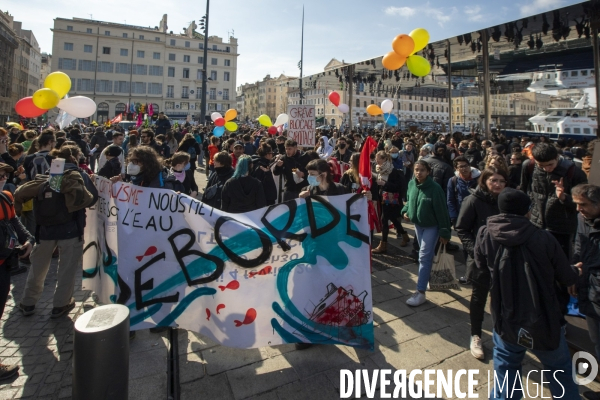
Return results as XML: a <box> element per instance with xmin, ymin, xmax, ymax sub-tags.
<box><xmin>78</xmin><ymin>60</ymin><xmax>95</xmax><ymax>71</ymax></box>
<box><xmin>153</xmin><ymin>52</ymin><xmax>160</xmax><ymax>60</ymax></box>
<box><xmin>168</xmin><ymin>53</ymin><xmax>175</xmax><ymax>61</ymax></box>
<box><xmin>64</xmin><ymin>43</ymin><xmax>73</xmax><ymax>51</ymax></box>
<box><xmin>170</xmin><ymin>39</ymin><xmax>176</xmax><ymax>46</ymax></box>
<box><xmin>226</xmin><ymin>46</ymin><xmax>230</xmax><ymax>52</ymax></box>
<box><xmin>185</xmin><ymin>41</ymin><xmax>190</xmax><ymax>48</ymax></box>
<box><xmin>84</xmin><ymin>45</ymin><xmax>92</xmax><ymax>53</ymax></box>
<box><xmin>168</xmin><ymin>67</ymin><xmax>175</xmax><ymax>77</ymax></box>
<box><xmin>198</xmin><ymin>56</ymin><xmax>204</xmax><ymax>64</ymax></box>
<box><xmin>183</xmin><ymin>68</ymin><xmax>190</xmax><ymax>79</ymax></box>
<box><xmin>133</xmin><ymin>64</ymin><xmax>147</xmax><ymax>75</ymax></box>
<box><xmin>223</xmin><ymin>89</ymin><xmax>229</xmax><ymax>100</ymax></box>
<box><xmin>208</xmin><ymin>103</ymin><xmax>216</xmax><ymax>110</ymax></box>
<box><xmin>199</xmin><ymin>43</ymin><xmax>204</xmax><ymax>49</ymax></box>
<box><xmin>67</xmin><ymin>26</ymin><xmax>73</xmax><ymax>31</ymax></box>
<box><xmin>224</xmin><ymin>72</ymin><xmax>230</xmax><ymax>82</ymax></box>
<box><xmin>97</xmin><ymin>62</ymin><xmax>113</xmax><ymax>73</ymax></box>
<box><xmin>123</xmin><ymin>33</ymin><xmax>128</xmax><ymax>38</ymax></box>
<box><xmin>211</xmin><ymin>58</ymin><xmax>217</xmax><ymax>65</ymax></box>
<box><xmin>102</xmin><ymin>47</ymin><xmax>111</xmax><ymax>55</ymax></box>
<box><xmin>166</xmin><ymin>86</ymin><xmax>174</xmax><ymax>98</ymax></box>
<box><xmin>212</xmin><ymin>45</ymin><xmax>217</xmax><ymax>50</ymax></box>
<box><xmin>131</xmin><ymin>82</ymin><xmax>146</xmax><ymax>94</ymax></box>
<box><xmin>105</xmin><ymin>31</ymin><xmax>111</xmax><ymax>36</ymax></box>
<box><xmin>137</xmin><ymin>50</ymin><xmax>145</xmax><ymax>58</ymax></box>
<box><xmin>182</xmin><ymin>86</ymin><xmax>189</xmax><ymax>98</ymax></box>
<box><xmin>120</xmin><ymin>48</ymin><xmax>128</xmax><ymax>57</ymax></box>
<box><xmin>183</xmin><ymin>55</ymin><xmax>190</xmax><ymax>63</ymax></box>
<box><xmin>224</xmin><ymin>59</ymin><xmax>230</xmax><ymax>67</ymax></box>
<box><xmin>115</xmin><ymin>81</ymin><xmax>130</xmax><ymax>93</ymax></box>
<box><xmin>155</xmin><ymin>37</ymin><xmax>160</xmax><ymax>42</ymax></box>
<box><xmin>165</xmin><ymin>101</ymin><xmax>174</xmax><ymax>109</ymax></box>
<box><xmin>58</xmin><ymin>58</ymin><xmax>77</xmax><ymax>70</ymax></box>
<box><xmin>149</xmin><ymin>66</ymin><xmax>163</xmax><ymax>76</ymax></box>
<box><xmin>139</xmin><ymin>35</ymin><xmax>144</xmax><ymax>40</ymax></box>
<box><xmin>181</xmin><ymin>102</ymin><xmax>189</xmax><ymax>110</ymax></box>
<box><xmin>86</xmin><ymin>28</ymin><xmax>92</xmax><ymax>33</ymax></box>
<box><xmin>77</xmin><ymin>79</ymin><xmax>94</xmax><ymax>91</ymax></box>
<box><xmin>196</xmin><ymin>70</ymin><xmax>203</xmax><ymax>80</ymax></box>
<box><xmin>209</xmin><ymin>88</ymin><xmax>216</xmax><ymax>100</ymax></box>
<box><xmin>115</xmin><ymin>63</ymin><xmax>131</xmax><ymax>74</ymax></box>
<box><xmin>148</xmin><ymin>83</ymin><xmax>162</xmax><ymax>95</ymax></box>
<box><xmin>196</xmin><ymin>87</ymin><xmax>202</xmax><ymax>99</ymax></box>
<box><xmin>96</xmin><ymin>80</ymin><xmax>112</xmax><ymax>93</ymax></box>
<box><xmin>210</xmin><ymin>71</ymin><xmax>217</xmax><ymax>80</ymax></box>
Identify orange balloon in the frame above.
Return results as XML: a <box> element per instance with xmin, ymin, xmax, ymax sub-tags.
<box><xmin>392</xmin><ymin>34</ymin><xmax>415</xmax><ymax>57</ymax></box>
<box><xmin>366</xmin><ymin>104</ymin><xmax>383</xmax><ymax>116</ymax></box>
<box><xmin>382</xmin><ymin>51</ymin><xmax>407</xmax><ymax>71</ymax></box>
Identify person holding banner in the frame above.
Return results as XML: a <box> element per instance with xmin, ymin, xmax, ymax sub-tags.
<box><xmin>165</xmin><ymin>152</ymin><xmax>198</xmax><ymax>198</ymax></box>
<box><xmin>251</xmin><ymin>144</ymin><xmax>277</xmax><ymax>206</ymax></box>
<box><xmin>119</xmin><ymin>146</ymin><xmax>184</xmax><ymax>191</ymax></box>
<box><xmin>221</xmin><ymin>155</ymin><xmax>265</xmax><ymax>213</ymax></box>
<box><xmin>299</xmin><ymin>159</ymin><xmax>348</xmax><ymax>198</ymax></box>
<box><xmin>202</xmin><ymin>152</ymin><xmax>234</xmax><ymax>210</ymax></box>
<box><xmin>273</xmin><ymin>140</ymin><xmax>309</xmax><ymax>202</ymax></box>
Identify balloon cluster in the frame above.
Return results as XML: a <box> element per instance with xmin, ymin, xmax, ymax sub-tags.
<box><xmin>328</xmin><ymin>92</ymin><xmax>349</xmax><ymax>114</ymax></box>
<box><xmin>258</xmin><ymin>113</ymin><xmax>289</xmax><ymax>135</ymax></box>
<box><xmin>15</xmin><ymin>71</ymin><xmax>97</xmax><ymax>119</ymax></box>
<box><xmin>366</xmin><ymin>99</ymin><xmax>398</xmax><ymax>127</ymax></box>
<box><xmin>211</xmin><ymin>109</ymin><xmax>238</xmax><ymax>137</ymax></box>
<box><xmin>382</xmin><ymin>28</ymin><xmax>431</xmax><ymax>77</ymax></box>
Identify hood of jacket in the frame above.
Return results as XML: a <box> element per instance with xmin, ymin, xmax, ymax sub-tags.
<box><xmin>485</xmin><ymin>214</ymin><xmax>537</xmax><ymax>246</ymax></box>
<box><xmin>230</xmin><ymin>176</ymin><xmax>260</xmax><ymax>197</ymax></box>
<box><xmin>470</xmin><ymin>186</ymin><xmax>497</xmax><ymax>205</ymax></box>
<box><xmin>454</xmin><ymin>167</ymin><xmax>481</xmax><ymax>180</ymax></box>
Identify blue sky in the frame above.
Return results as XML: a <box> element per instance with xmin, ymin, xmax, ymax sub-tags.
<box><xmin>6</xmin><ymin>0</ymin><xmax>584</xmax><ymax>86</ymax></box>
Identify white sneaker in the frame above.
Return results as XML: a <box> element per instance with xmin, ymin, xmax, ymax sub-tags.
<box><xmin>406</xmin><ymin>291</ymin><xmax>426</xmax><ymax>307</ymax></box>
<box><xmin>470</xmin><ymin>335</ymin><xmax>485</xmax><ymax>359</ymax></box>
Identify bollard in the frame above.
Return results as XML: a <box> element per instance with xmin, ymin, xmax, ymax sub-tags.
<box><xmin>72</xmin><ymin>304</ymin><xmax>130</xmax><ymax>400</ymax></box>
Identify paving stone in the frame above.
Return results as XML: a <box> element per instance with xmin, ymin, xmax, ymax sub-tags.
<box><xmin>276</xmin><ymin>371</ymin><xmax>339</xmax><ymax>400</ymax></box>
<box><xmin>373</xmin><ymin>298</ymin><xmax>416</xmax><ymax>326</ymax></box>
<box><xmin>12</xmin><ymin>384</ymin><xmax>38</xmax><ymax>398</ymax></box>
<box><xmin>177</xmin><ymin>330</ymin><xmax>219</xmax><ymax>356</ymax></box>
<box><xmin>181</xmin><ymin>373</ymin><xmax>233</xmax><ymax>400</ymax></box>
<box><xmin>226</xmin><ymin>355</ymin><xmax>299</xmax><ymax>399</ymax></box>
<box><xmin>179</xmin><ymin>351</ymin><xmax>206</xmax><ymax>384</ymax></box>
<box><xmin>372</xmin><ymin>284</ymin><xmax>405</xmax><ymax>304</ymax></box>
<box><xmin>0</xmin><ymin>388</ymin><xmax>18</xmax><ymax>399</ymax></box>
<box><xmin>283</xmin><ymin>344</ymin><xmax>358</xmax><ymax>379</ymax></box>
<box><xmin>129</xmin><ymin>348</ymin><xmax>167</xmax><ymax>380</ymax></box>
<box><xmin>370</xmin><ymin>339</ymin><xmax>439</xmax><ymax>371</ymax></box>
<box><xmin>129</xmin><ymin>374</ymin><xmax>167</xmax><ymax>400</ymax></box>
<box><xmin>202</xmin><ymin>345</ymin><xmax>269</xmax><ymax>376</ymax></box>
<box><xmin>58</xmin><ymin>386</ymin><xmax>71</xmax><ymax>398</ymax></box>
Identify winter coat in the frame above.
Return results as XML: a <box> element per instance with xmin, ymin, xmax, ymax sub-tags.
<box><xmin>273</xmin><ymin>150</ymin><xmax>310</xmax><ymax>193</ymax></box>
<box><xmin>464</xmin><ymin>148</ymin><xmax>483</xmax><ymax>168</ymax></box>
<box><xmin>508</xmin><ymin>163</ymin><xmax>522</xmax><ymax>189</ymax></box>
<box><xmin>243</xmin><ymin>142</ymin><xmax>256</xmax><ymax>156</ymax></box>
<box><xmin>301</xmin><ymin>182</ymin><xmax>348</xmax><ymax>197</ymax></box>
<box><xmin>378</xmin><ymin>168</ymin><xmax>407</xmax><ymax>200</ymax></box>
<box><xmin>455</xmin><ymin>187</ymin><xmax>499</xmax><ymax>284</ymax></box>
<box><xmin>68</xmin><ymin>131</ymin><xmax>90</xmax><ymax>158</ymax></box>
<box><xmin>90</xmin><ymin>132</ymin><xmax>108</xmax><ymax>154</ymax></box>
<box><xmin>520</xmin><ymin>157</ymin><xmax>588</xmax><ymax>234</ymax></box>
<box><xmin>446</xmin><ymin>168</ymin><xmax>481</xmax><ymax>220</ymax></box>
<box><xmin>97</xmin><ymin>157</ymin><xmax>121</xmax><ymax>179</ymax></box>
<box><xmin>221</xmin><ymin>176</ymin><xmax>266</xmax><ymax>213</ymax></box>
<box><xmin>155</xmin><ymin>118</ymin><xmax>171</xmax><ymax>135</ymax></box>
<box><xmin>251</xmin><ymin>158</ymin><xmax>277</xmax><ymax>206</ymax></box>
<box><xmin>179</xmin><ymin>139</ymin><xmax>201</xmax><ymax>160</ymax></box>
<box><xmin>331</xmin><ymin>149</ymin><xmax>352</xmax><ymax>165</ymax></box>
<box><xmin>135</xmin><ymin>169</ymin><xmax>185</xmax><ymax>192</ymax></box>
<box><xmin>206</xmin><ymin>166</ymin><xmax>234</xmax><ymax>191</ymax></box>
<box><xmin>401</xmin><ymin>176</ymin><xmax>452</xmax><ymax>240</ymax></box>
<box><xmin>425</xmin><ymin>155</ymin><xmax>454</xmax><ymax>197</ymax></box>
<box><xmin>575</xmin><ymin>214</ymin><xmax>600</xmax><ymax>320</ymax></box>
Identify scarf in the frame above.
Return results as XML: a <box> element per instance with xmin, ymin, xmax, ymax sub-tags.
<box><xmin>376</xmin><ymin>160</ymin><xmax>394</xmax><ymax>182</ymax></box>
<box><xmin>172</xmin><ymin>169</ymin><xmax>186</xmax><ymax>183</ymax></box>
<box><xmin>130</xmin><ymin>174</ymin><xmax>144</xmax><ymax>186</ymax></box>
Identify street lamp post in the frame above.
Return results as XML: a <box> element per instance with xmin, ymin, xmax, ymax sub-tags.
<box><xmin>199</xmin><ymin>0</ymin><xmax>210</xmax><ymax>126</ymax></box>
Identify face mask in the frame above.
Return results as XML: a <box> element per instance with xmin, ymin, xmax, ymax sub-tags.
<box><xmin>127</xmin><ymin>162</ymin><xmax>141</xmax><ymax>176</ymax></box>
<box><xmin>184</xmin><ymin>162</ymin><xmax>191</xmax><ymax>171</ymax></box>
<box><xmin>338</xmin><ymin>143</ymin><xmax>346</xmax><ymax>150</ymax></box>
<box><xmin>307</xmin><ymin>175</ymin><xmax>320</xmax><ymax>187</ymax></box>
<box><xmin>391</xmin><ymin>153</ymin><xmax>399</xmax><ymax>159</ymax></box>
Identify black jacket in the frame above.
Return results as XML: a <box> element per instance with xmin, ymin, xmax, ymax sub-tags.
<box><xmin>97</xmin><ymin>157</ymin><xmax>121</xmax><ymax>179</ymax></box>
<box><xmin>181</xmin><ymin>169</ymin><xmax>198</xmax><ymax>195</ymax></box>
<box><xmin>148</xmin><ymin>140</ymin><xmax>168</xmax><ymax>158</ymax></box>
<box><xmin>520</xmin><ymin>157</ymin><xmax>588</xmax><ymax>234</ymax></box>
<box><xmin>155</xmin><ymin>118</ymin><xmax>171</xmax><ymax>135</ymax></box>
<box><xmin>138</xmin><ymin>169</ymin><xmax>185</xmax><ymax>192</ymax></box>
<box><xmin>508</xmin><ymin>163</ymin><xmax>522</xmax><ymax>189</ymax></box>
<box><xmin>575</xmin><ymin>214</ymin><xmax>600</xmax><ymax>320</ymax></box>
<box><xmin>251</xmin><ymin>158</ymin><xmax>277</xmax><ymax>206</ymax></box>
<box><xmin>68</xmin><ymin>131</ymin><xmax>90</xmax><ymax>158</ymax></box>
<box><xmin>331</xmin><ymin>149</ymin><xmax>352</xmax><ymax>165</ymax></box>
<box><xmin>464</xmin><ymin>148</ymin><xmax>483</xmax><ymax>168</ymax></box>
<box><xmin>378</xmin><ymin>168</ymin><xmax>406</xmax><ymax>200</ymax></box>
<box><xmin>301</xmin><ymin>182</ymin><xmax>348</xmax><ymax>196</ymax></box>
<box><xmin>425</xmin><ymin>155</ymin><xmax>453</xmax><ymax>197</ymax></box>
<box><xmin>273</xmin><ymin>150</ymin><xmax>309</xmax><ymax>193</ymax></box>
<box><xmin>178</xmin><ymin>139</ymin><xmax>200</xmax><ymax>160</ymax></box>
<box><xmin>90</xmin><ymin>132</ymin><xmax>108</xmax><ymax>154</ymax></box>
<box><xmin>456</xmin><ymin>187</ymin><xmax>499</xmax><ymax>284</ymax></box>
<box><xmin>221</xmin><ymin>176</ymin><xmax>266</xmax><ymax>213</ymax></box>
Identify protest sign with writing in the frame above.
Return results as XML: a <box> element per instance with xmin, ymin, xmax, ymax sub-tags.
<box><xmin>287</xmin><ymin>105</ymin><xmax>315</xmax><ymax>147</ymax></box>
<box><xmin>83</xmin><ymin>177</ymin><xmax>373</xmax><ymax>350</ymax></box>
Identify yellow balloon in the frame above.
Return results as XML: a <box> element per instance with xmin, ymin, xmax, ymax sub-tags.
<box><xmin>258</xmin><ymin>114</ymin><xmax>272</xmax><ymax>127</ymax></box>
<box><xmin>366</xmin><ymin>104</ymin><xmax>383</xmax><ymax>116</ymax></box>
<box><xmin>224</xmin><ymin>109</ymin><xmax>237</xmax><ymax>122</ymax></box>
<box><xmin>32</xmin><ymin>88</ymin><xmax>60</xmax><ymax>110</ymax></box>
<box><xmin>407</xmin><ymin>55</ymin><xmax>431</xmax><ymax>77</ymax></box>
<box><xmin>44</xmin><ymin>72</ymin><xmax>71</xmax><ymax>99</ymax></box>
<box><xmin>225</xmin><ymin>121</ymin><xmax>238</xmax><ymax>132</ymax></box>
<box><xmin>409</xmin><ymin>28</ymin><xmax>430</xmax><ymax>54</ymax></box>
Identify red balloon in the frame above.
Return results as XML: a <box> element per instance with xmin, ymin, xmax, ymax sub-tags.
<box><xmin>214</xmin><ymin>117</ymin><xmax>225</xmax><ymax>127</ymax></box>
<box><xmin>328</xmin><ymin>91</ymin><xmax>340</xmax><ymax>107</ymax></box>
<box><xmin>15</xmin><ymin>97</ymin><xmax>47</xmax><ymax>118</ymax></box>
<box><xmin>267</xmin><ymin>126</ymin><xmax>278</xmax><ymax>135</ymax></box>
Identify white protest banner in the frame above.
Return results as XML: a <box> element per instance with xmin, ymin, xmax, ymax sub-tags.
<box><xmin>287</xmin><ymin>105</ymin><xmax>315</xmax><ymax>147</ymax></box>
<box><xmin>83</xmin><ymin>177</ymin><xmax>374</xmax><ymax>350</ymax></box>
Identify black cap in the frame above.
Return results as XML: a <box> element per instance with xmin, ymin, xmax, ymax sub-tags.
<box><xmin>498</xmin><ymin>188</ymin><xmax>532</xmax><ymax>216</ymax></box>
<box><xmin>233</xmin><ymin>141</ymin><xmax>243</xmax><ymax>148</ymax></box>
<box><xmin>105</xmin><ymin>146</ymin><xmax>123</xmax><ymax>157</ymax></box>
<box><xmin>434</xmin><ymin>142</ymin><xmax>446</xmax><ymax>153</ymax></box>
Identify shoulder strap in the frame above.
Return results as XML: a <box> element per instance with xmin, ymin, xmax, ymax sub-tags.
<box><xmin>0</xmin><ymin>192</ymin><xmax>11</xmax><ymax>221</ymax></box>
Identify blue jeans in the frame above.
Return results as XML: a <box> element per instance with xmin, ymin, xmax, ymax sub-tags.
<box><xmin>414</xmin><ymin>224</ymin><xmax>439</xmax><ymax>292</ymax></box>
<box><xmin>491</xmin><ymin>329</ymin><xmax>579</xmax><ymax>400</ymax></box>
<box><xmin>587</xmin><ymin>317</ymin><xmax>600</xmax><ymax>362</ymax></box>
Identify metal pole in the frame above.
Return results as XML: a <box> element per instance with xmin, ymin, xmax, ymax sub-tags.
<box><xmin>447</xmin><ymin>40</ymin><xmax>452</xmax><ymax>132</ymax></box>
<box><xmin>348</xmin><ymin>64</ymin><xmax>354</xmax><ymax>130</ymax></box>
<box><xmin>593</xmin><ymin>26</ymin><xmax>600</xmax><ymax>138</ymax></box>
<box><xmin>73</xmin><ymin>305</ymin><xmax>130</xmax><ymax>400</ymax></box>
<box><xmin>481</xmin><ymin>29</ymin><xmax>491</xmax><ymax>139</ymax></box>
<box><xmin>167</xmin><ymin>328</ymin><xmax>180</xmax><ymax>400</ymax></box>
<box><xmin>299</xmin><ymin>6</ymin><xmax>304</xmax><ymax>105</ymax></box>
<box><xmin>200</xmin><ymin>0</ymin><xmax>210</xmax><ymax>126</ymax></box>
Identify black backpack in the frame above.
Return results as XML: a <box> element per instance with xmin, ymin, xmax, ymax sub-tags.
<box><xmin>0</xmin><ymin>193</ymin><xmax>18</xmax><ymax>260</ymax></box>
<box><xmin>491</xmin><ymin>244</ymin><xmax>561</xmax><ymax>351</ymax></box>
<box><xmin>201</xmin><ymin>181</ymin><xmax>224</xmax><ymax>210</ymax></box>
<box><xmin>29</xmin><ymin>152</ymin><xmax>51</xmax><ymax>180</ymax></box>
<box><xmin>34</xmin><ymin>181</ymin><xmax>73</xmax><ymax>227</ymax></box>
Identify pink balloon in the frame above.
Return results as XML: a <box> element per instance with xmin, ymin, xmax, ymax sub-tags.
<box><xmin>328</xmin><ymin>91</ymin><xmax>340</xmax><ymax>107</ymax></box>
<box><xmin>214</xmin><ymin>118</ymin><xmax>225</xmax><ymax>127</ymax></box>
<box><xmin>15</xmin><ymin>97</ymin><xmax>47</xmax><ymax>118</ymax></box>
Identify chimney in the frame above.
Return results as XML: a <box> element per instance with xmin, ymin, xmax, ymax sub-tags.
<box><xmin>159</xmin><ymin>14</ymin><xmax>168</xmax><ymax>33</ymax></box>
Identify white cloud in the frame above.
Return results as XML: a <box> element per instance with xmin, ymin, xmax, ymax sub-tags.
<box><xmin>464</xmin><ymin>5</ymin><xmax>484</xmax><ymax>22</ymax></box>
<box><xmin>520</xmin><ymin>0</ymin><xmax>564</xmax><ymax>16</ymax></box>
<box><xmin>384</xmin><ymin>6</ymin><xmax>416</xmax><ymax>17</ymax></box>
<box><xmin>425</xmin><ymin>7</ymin><xmax>458</xmax><ymax>26</ymax></box>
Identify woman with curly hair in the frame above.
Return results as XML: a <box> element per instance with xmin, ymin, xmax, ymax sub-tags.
<box><xmin>164</xmin><ymin>152</ymin><xmax>198</xmax><ymax>197</ymax></box>
<box><xmin>221</xmin><ymin>155</ymin><xmax>265</xmax><ymax>213</ymax></box>
<box><xmin>118</xmin><ymin>146</ymin><xmax>184</xmax><ymax>191</ymax></box>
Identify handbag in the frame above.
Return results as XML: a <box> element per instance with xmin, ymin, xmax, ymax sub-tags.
<box><xmin>429</xmin><ymin>244</ymin><xmax>459</xmax><ymax>290</ymax></box>
<box><xmin>0</xmin><ymin>193</ymin><xmax>18</xmax><ymax>260</ymax></box>
<box><xmin>381</xmin><ymin>191</ymin><xmax>400</xmax><ymax>205</ymax></box>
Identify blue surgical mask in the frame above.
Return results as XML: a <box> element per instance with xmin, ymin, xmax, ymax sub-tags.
<box><xmin>391</xmin><ymin>153</ymin><xmax>399</xmax><ymax>159</ymax></box>
<box><xmin>307</xmin><ymin>175</ymin><xmax>319</xmax><ymax>187</ymax></box>
<box><xmin>184</xmin><ymin>162</ymin><xmax>191</xmax><ymax>171</ymax></box>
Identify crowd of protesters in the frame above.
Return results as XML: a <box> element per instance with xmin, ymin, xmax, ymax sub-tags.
<box><xmin>0</xmin><ymin>115</ymin><xmax>599</xmax><ymax>398</ymax></box>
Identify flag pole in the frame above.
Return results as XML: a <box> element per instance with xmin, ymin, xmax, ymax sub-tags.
<box><xmin>299</xmin><ymin>6</ymin><xmax>304</xmax><ymax>105</ymax></box>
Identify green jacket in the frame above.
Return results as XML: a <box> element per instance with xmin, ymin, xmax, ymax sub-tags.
<box><xmin>401</xmin><ymin>176</ymin><xmax>452</xmax><ymax>239</ymax></box>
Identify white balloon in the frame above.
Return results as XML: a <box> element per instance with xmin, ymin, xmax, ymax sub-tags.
<box><xmin>381</xmin><ymin>99</ymin><xmax>393</xmax><ymax>114</ymax></box>
<box><xmin>338</xmin><ymin>104</ymin><xmax>349</xmax><ymax>113</ymax></box>
<box><xmin>211</xmin><ymin>112</ymin><xmax>222</xmax><ymax>122</ymax></box>
<box><xmin>57</xmin><ymin>96</ymin><xmax>97</xmax><ymax>118</ymax></box>
<box><xmin>274</xmin><ymin>113</ymin><xmax>289</xmax><ymax>127</ymax></box>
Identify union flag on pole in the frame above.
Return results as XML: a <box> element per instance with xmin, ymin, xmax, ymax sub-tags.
<box><xmin>109</xmin><ymin>113</ymin><xmax>123</xmax><ymax>124</ymax></box>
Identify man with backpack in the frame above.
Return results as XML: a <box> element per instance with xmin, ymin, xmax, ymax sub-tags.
<box><xmin>89</xmin><ymin>127</ymin><xmax>108</xmax><ymax>171</ymax></box>
<box><xmin>475</xmin><ymin>188</ymin><xmax>580</xmax><ymax>400</ymax></box>
<box><xmin>23</xmin><ymin>132</ymin><xmax>55</xmax><ymax>181</ymax></box>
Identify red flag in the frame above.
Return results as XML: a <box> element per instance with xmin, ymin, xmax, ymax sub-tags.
<box><xmin>110</xmin><ymin>113</ymin><xmax>123</xmax><ymax>124</ymax></box>
<box><xmin>20</xmin><ymin>122</ymin><xmax>25</xmax><ymax>130</ymax></box>
<box><xmin>358</xmin><ymin>136</ymin><xmax>378</xmax><ymax>190</ymax></box>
